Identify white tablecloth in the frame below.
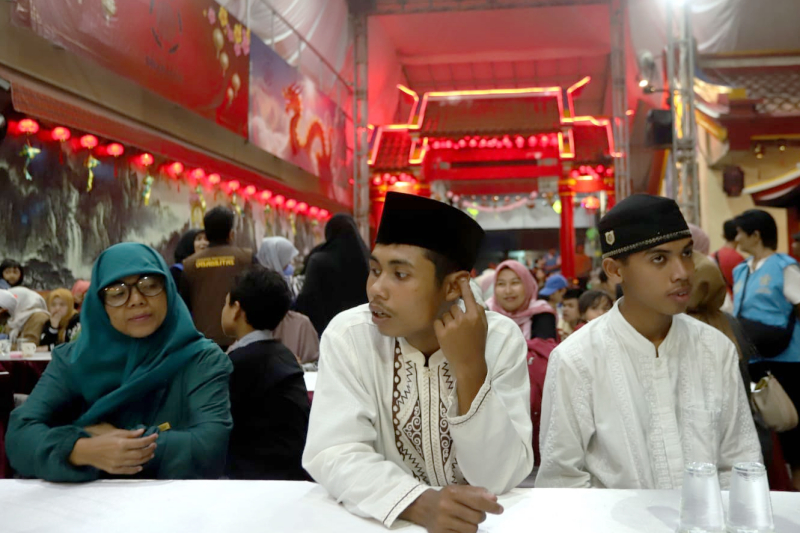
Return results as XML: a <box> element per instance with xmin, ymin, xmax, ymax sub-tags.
<box><xmin>0</xmin><ymin>351</ymin><xmax>52</xmax><ymax>362</ymax></box>
<box><xmin>1</xmin><ymin>480</ymin><xmax>798</xmax><ymax>532</ymax></box>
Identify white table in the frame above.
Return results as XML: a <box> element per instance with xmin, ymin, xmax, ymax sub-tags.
<box><xmin>304</xmin><ymin>371</ymin><xmax>317</xmax><ymax>392</ymax></box>
<box><xmin>1</xmin><ymin>480</ymin><xmax>798</xmax><ymax>532</ymax></box>
<box><xmin>0</xmin><ymin>351</ymin><xmax>52</xmax><ymax>362</ymax></box>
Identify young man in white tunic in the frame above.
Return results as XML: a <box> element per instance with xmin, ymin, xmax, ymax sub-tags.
<box><xmin>303</xmin><ymin>192</ymin><xmax>533</xmax><ymax>533</ymax></box>
<box><xmin>535</xmin><ymin>194</ymin><xmax>761</xmax><ymax>489</ymax></box>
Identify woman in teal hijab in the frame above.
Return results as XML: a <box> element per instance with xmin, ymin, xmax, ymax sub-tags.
<box><xmin>7</xmin><ymin>243</ymin><xmax>233</xmax><ymax>481</ymax></box>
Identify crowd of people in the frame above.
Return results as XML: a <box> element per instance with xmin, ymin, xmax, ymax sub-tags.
<box><xmin>1</xmin><ymin>192</ymin><xmax>799</xmax><ymax>533</ymax></box>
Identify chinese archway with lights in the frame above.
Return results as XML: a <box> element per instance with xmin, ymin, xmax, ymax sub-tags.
<box><xmin>368</xmin><ymin>78</ymin><xmax>618</xmax><ymax>278</ymax></box>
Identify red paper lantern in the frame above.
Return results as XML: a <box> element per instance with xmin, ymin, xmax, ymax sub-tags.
<box><xmin>18</xmin><ymin>119</ymin><xmax>40</xmax><ymax>135</ymax></box>
<box><xmin>285</xmin><ymin>198</ymin><xmax>297</xmax><ymax>210</ymax></box>
<box><xmin>372</xmin><ymin>177</ymin><xmax>382</xmax><ymax>186</ymax></box>
<box><xmin>80</xmin><ymin>135</ymin><xmax>99</xmax><ymax>149</ymax></box>
<box><xmin>582</xmin><ymin>195</ymin><xmax>600</xmax><ymax>211</ymax></box>
<box><xmin>318</xmin><ymin>209</ymin><xmax>330</xmax><ymax>219</ymax></box>
<box><xmin>296</xmin><ymin>202</ymin><xmax>308</xmax><ymax>213</ymax></box>
<box><xmin>208</xmin><ymin>173</ymin><xmax>221</xmax><ymax>185</ymax></box>
<box><xmin>260</xmin><ymin>190</ymin><xmax>273</xmax><ymax>201</ymax></box>
<box><xmin>107</xmin><ymin>143</ymin><xmax>125</xmax><ymax>157</ymax></box>
<box><xmin>528</xmin><ymin>135</ymin><xmax>538</xmax><ymax>147</ymax></box>
<box><xmin>167</xmin><ymin>162</ymin><xmax>184</xmax><ymax>176</ymax></box>
<box><xmin>309</xmin><ymin>206</ymin><xmax>320</xmax><ymax>217</ymax></box>
<box><xmin>139</xmin><ymin>153</ymin><xmax>155</xmax><ymax>167</ymax></box>
<box><xmin>51</xmin><ymin>127</ymin><xmax>71</xmax><ymax>142</ymax></box>
<box><xmin>190</xmin><ymin>168</ymin><xmax>206</xmax><ymax>181</ymax></box>
<box><xmin>273</xmin><ymin>195</ymin><xmax>285</xmax><ymax>206</ymax></box>
<box><xmin>244</xmin><ymin>185</ymin><xmax>256</xmax><ymax>196</ymax></box>
<box><xmin>227</xmin><ymin>180</ymin><xmax>240</xmax><ymax>192</ymax></box>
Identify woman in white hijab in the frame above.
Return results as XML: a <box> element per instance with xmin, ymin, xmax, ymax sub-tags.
<box><xmin>0</xmin><ymin>287</ymin><xmax>50</xmax><ymax>345</ymax></box>
<box><xmin>256</xmin><ymin>237</ymin><xmax>299</xmax><ymax>294</ymax></box>
<box><xmin>255</xmin><ymin>237</ymin><xmax>320</xmax><ymax>364</ymax></box>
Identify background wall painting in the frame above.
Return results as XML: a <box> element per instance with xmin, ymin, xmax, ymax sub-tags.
<box><xmin>249</xmin><ymin>37</ymin><xmax>351</xmax><ymax>206</ymax></box>
<box><xmin>0</xmin><ymin>133</ymin><xmax>324</xmax><ymax>290</ymax></box>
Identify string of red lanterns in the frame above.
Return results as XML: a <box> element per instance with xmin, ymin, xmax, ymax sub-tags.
<box><xmin>5</xmin><ymin>117</ymin><xmax>332</xmax><ymax>220</ymax></box>
<box><xmin>430</xmin><ymin>133</ymin><xmax>559</xmax><ymax>151</ymax></box>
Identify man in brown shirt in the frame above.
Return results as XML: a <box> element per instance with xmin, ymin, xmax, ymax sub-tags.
<box><xmin>181</xmin><ymin>206</ymin><xmax>253</xmax><ymax>349</ymax></box>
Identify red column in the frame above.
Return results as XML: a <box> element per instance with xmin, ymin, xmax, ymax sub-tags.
<box><xmin>560</xmin><ymin>192</ymin><xmax>576</xmax><ymax>280</ymax></box>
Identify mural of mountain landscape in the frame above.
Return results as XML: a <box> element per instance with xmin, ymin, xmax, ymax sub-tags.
<box><xmin>0</xmin><ymin>133</ymin><xmax>324</xmax><ymax>290</ymax></box>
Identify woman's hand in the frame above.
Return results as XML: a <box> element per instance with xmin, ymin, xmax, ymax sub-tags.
<box><xmin>49</xmin><ymin>308</ymin><xmax>66</xmax><ymax>329</ymax></box>
<box><xmin>83</xmin><ymin>422</ymin><xmax>119</xmax><ymax>437</ymax></box>
<box><xmin>69</xmin><ymin>428</ymin><xmax>158</xmax><ymax>475</ymax></box>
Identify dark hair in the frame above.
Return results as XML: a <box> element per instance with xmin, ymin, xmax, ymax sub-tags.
<box><xmin>564</xmin><ymin>288</ymin><xmax>583</xmax><ymax>301</ymax></box>
<box><xmin>229</xmin><ymin>265</ymin><xmax>291</xmax><ymax>330</ymax></box>
<box><xmin>203</xmin><ymin>206</ymin><xmax>235</xmax><ymax>245</ymax></box>
<box><xmin>598</xmin><ymin>269</ymin><xmax>609</xmax><ymax>283</ymax></box>
<box><xmin>423</xmin><ymin>249</ymin><xmax>462</xmax><ymax>286</ymax></box>
<box><xmin>723</xmin><ymin>219</ymin><xmax>738</xmax><ymax>242</ymax></box>
<box><xmin>579</xmin><ymin>290</ymin><xmax>613</xmax><ymax>316</ymax></box>
<box><xmin>735</xmin><ymin>209</ymin><xmax>778</xmax><ymax>250</ymax></box>
<box><xmin>0</xmin><ymin>259</ymin><xmax>24</xmax><ymax>286</ymax></box>
<box><xmin>174</xmin><ymin>229</ymin><xmax>205</xmax><ymax>264</ymax></box>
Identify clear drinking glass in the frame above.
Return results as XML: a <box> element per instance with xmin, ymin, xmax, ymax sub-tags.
<box><xmin>727</xmin><ymin>462</ymin><xmax>774</xmax><ymax>533</ymax></box>
<box><xmin>678</xmin><ymin>462</ymin><xmax>725</xmax><ymax>533</ymax></box>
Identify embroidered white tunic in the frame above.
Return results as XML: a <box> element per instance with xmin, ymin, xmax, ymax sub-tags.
<box><xmin>303</xmin><ymin>304</ymin><xmax>533</xmax><ymax>527</ymax></box>
<box><xmin>535</xmin><ymin>300</ymin><xmax>761</xmax><ymax>490</ymax></box>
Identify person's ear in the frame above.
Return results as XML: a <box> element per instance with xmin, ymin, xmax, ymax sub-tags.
<box><xmin>443</xmin><ymin>271</ymin><xmax>470</xmax><ymax>301</ymax></box>
<box><xmin>602</xmin><ymin>257</ymin><xmax>624</xmax><ymax>285</ymax></box>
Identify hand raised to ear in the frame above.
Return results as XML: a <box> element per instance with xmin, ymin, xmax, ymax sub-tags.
<box><xmin>433</xmin><ymin>278</ymin><xmax>488</xmax><ymax>376</ymax></box>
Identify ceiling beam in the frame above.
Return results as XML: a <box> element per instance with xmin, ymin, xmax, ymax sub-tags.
<box><xmin>368</xmin><ymin>0</ymin><xmax>608</xmax><ymax>16</ymax></box>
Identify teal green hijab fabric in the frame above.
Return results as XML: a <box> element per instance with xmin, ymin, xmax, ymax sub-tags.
<box><xmin>67</xmin><ymin>242</ymin><xmax>216</xmax><ymax>426</ymax></box>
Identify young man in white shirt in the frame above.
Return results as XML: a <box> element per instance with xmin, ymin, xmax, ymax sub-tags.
<box><xmin>303</xmin><ymin>192</ymin><xmax>533</xmax><ymax>532</ymax></box>
<box><xmin>536</xmin><ymin>194</ymin><xmax>760</xmax><ymax>490</ymax></box>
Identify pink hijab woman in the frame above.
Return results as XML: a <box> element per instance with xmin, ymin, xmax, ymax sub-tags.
<box><xmin>487</xmin><ymin>259</ymin><xmax>556</xmax><ymax>467</ymax></box>
<box><xmin>487</xmin><ymin>260</ymin><xmax>555</xmax><ymax>339</ymax></box>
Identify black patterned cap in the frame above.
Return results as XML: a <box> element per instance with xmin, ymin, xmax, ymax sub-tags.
<box><xmin>598</xmin><ymin>194</ymin><xmax>691</xmax><ymax>259</ymax></box>
<box><xmin>376</xmin><ymin>192</ymin><xmax>485</xmax><ymax>271</ymax></box>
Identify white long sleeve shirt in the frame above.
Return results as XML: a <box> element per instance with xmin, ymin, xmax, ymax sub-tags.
<box><xmin>302</xmin><ymin>304</ymin><xmax>533</xmax><ymax>527</ymax></box>
<box><xmin>535</xmin><ymin>300</ymin><xmax>761</xmax><ymax>490</ymax></box>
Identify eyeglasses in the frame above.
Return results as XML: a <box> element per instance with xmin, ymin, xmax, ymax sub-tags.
<box><xmin>102</xmin><ymin>275</ymin><xmax>165</xmax><ymax>308</ymax></box>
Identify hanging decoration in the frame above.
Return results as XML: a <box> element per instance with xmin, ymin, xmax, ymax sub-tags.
<box><xmin>231</xmin><ymin>193</ymin><xmax>242</xmax><ymax>215</ymax></box>
<box><xmin>465</xmin><ymin>197</ymin><xmax>529</xmax><ymax>213</ymax></box>
<box><xmin>142</xmin><ymin>175</ymin><xmax>155</xmax><ymax>205</ymax></box>
<box><xmin>195</xmin><ymin>185</ymin><xmax>207</xmax><ymax>214</ymax></box>
<box><xmin>19</xmin><ymin>143</ymin><xmax>41</xmax><ymax>181</ymax></box>
<box><xmin>85</xmin><ymin>156</ymin><xmax>100</xmax><ymax>192</ymax></box>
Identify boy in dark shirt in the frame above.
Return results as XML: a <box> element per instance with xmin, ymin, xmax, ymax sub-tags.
<box><xmin>222</xmin><ymin>265</ymin><xmax>309</xmax><ymax>480</ymax></box>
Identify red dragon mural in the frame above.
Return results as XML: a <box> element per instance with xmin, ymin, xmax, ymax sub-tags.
<box><xmin>283</xmin><ymin>84</ymin><xmax>332</xmax><ymax>181</ymax></box>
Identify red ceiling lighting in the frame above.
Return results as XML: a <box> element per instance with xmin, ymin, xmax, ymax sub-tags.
<box><xmin>207</xmin><ymin>173</ymin><xmax>221</xmax><ymax>185</ymax></box>
<box><xmin>285</xmin><ymin>198</ymin><xmax>297</xmax><ymax>210</ymax></box>
<box><xmin>478</xmin><ymin>138</ymin><xmax>487</xmax><ymax>148</ymax></box>
<box><xmin>106</xmin><ymin>143</ymin><xmax>125</xmax><ymax>157</ymax></box>
<box><xmin>139</xmin><ymin>153</ymin><xmax>155</xmax><ymax>167</ymax></box>
<box><xmin>260</xmin><ymin>190</ymin><xmax>273</xmax><ymax>202</ymax></box>
<box><xmin>372</xmin><ymin>177</ymin><xmax>382</xmax><ymax>186</ymax></box>
<box><xmin>51</xmin><ymin>127</ymin><xmax>71</xmax><ymax>142</ymax></box>
<box><xmin>296</xmin><ymin>202</ymin><xmax>308</xmax><ymax>213</ymax></box>
<box><xmin>18</xmin><ymin>119</ymin><xmax>40</xmax><ymax>135</ymax></box>
<box><xmin>227</xmin><ymin>180</ymin><xmax>240</xmax><ymax>192</ymax></box>
<box><xmin>189</xmin><ymin>168</ymin><xmax>206</xmax><ymax>181</ymax></box>
<box><xmin>318</xmin><ymin>209</ymin><xmax>330</xmax><ymax>219</ymax></box>
<box><xmin>273</xmin><ymin>195</ymin><xmax>285</xmax><ymax>206</ymax></box>
<box><xmin>80</xmin><ymin>134</ymin><xmax>99</xmax><ymax>149</ymax></box>
<box><xmin>309</xmin><ymin>206</ymin><xmax>320</xmax><ymax>217</ymax></box>
<box><xmin>244</xmin><ymin>185</ymin><xmax>256</xmax><ymax>196</ymax></box>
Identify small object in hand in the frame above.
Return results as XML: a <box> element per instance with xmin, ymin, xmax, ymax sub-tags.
<box><xmin>157</xmin><ymin>422</ymin><xmax>171</xmax><ymax>432</ymax></box>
